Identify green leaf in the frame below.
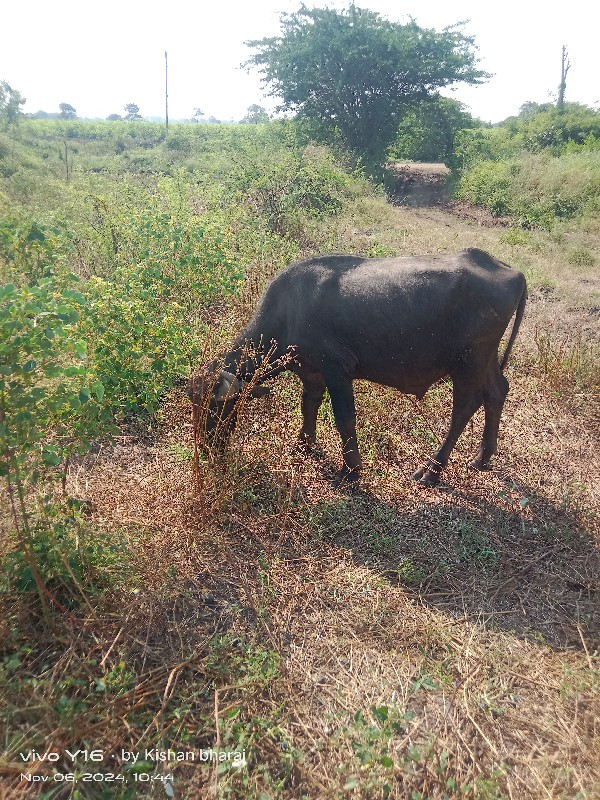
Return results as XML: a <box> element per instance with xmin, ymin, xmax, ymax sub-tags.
<box><xmin>4</xmin><ymin>654</ymin><xmax>21</xmax><ymax>672</ymax></box>
<box><xmin>62</xmin><ymin>289</ymin><xmax>86</xmax><ymax>305</ymax></box>
<box><xmin>372</xmin><ymin>705</ymin><xmax>389</xmax><ymax>724</ymax></box>
<box><xmin>92</xmin><ymin>381</ymin><xmax>105</xmax><ymax>401</ymax></box>
<box><xmin>379</xmin><ymin>755</ymin><xmax>394</xmax><ymax>768</ymax></box>
<box><xmin>42</xmin><ymin>447</ymin><xmax>62</xmax><ymax>466</ymax></box>
<box><xmin>126</xmin><ymin>760</ymin><xmax>153</xmax><ymax>774</ymax></box>
<box><xmin>79</xmin><ymin>387</ymin><xmax>91</xmax><ymax>404</ymax></box>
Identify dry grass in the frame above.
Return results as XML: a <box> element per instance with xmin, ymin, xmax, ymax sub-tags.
<box><xmin>1</xmin><ymin>194</ymin><xmax>599</xmax><ymax>799</ymax></box>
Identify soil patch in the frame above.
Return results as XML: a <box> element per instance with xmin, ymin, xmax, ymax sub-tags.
<box><xmin>386</xmin><ymin>162</ymin><xmax>451</xmax><ymax>207</ymax></box>
<box><xmin>386</xmin><ymin>163</ymin><xmax>514</xmax><ymax>228</ymax></box>
<box><xmin>442</xmin><ymin>199</ymin><xmax>513</xmax><ymax>228</ymax></box>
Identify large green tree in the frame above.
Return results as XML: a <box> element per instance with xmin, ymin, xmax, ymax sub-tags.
<box><xmin>245</xmin><ymin>5</ymin><xmax>488</xmax><ymax>170</ymax></box>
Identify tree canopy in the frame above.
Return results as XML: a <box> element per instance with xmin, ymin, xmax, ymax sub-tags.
<box><xmin>245</xmin><ymin>4</ymin><xmax>489</xmax><ymax>170</ymax></box>
<box><xmin>124</xmin><ymin>103</ymin><xmax>142</xmax><ymax>121</ymax></box>
<box><xmin>391</xmin><ymin>97</ymin><xmax>479</xmax><ymax>163</ymax></box>
<box><xmin>241</xmin><ymin>104</ymin><xmax>270</xmax><ymax>124</ymax></box>
<box><xmin>59</xmin><ymin>102</ymin><xmax>77</xmax><ymax>119</ymax></box>
<box><xmin>0</xmin><ymin>80</ymin><xmax>25</xmax><ymax>128</ymax></box>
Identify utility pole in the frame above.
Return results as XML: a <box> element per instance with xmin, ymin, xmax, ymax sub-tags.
<box><xmin>557</xmin><ymin>45</ymin><xmax>570</xmax><ymax>112</ymax></box>
<box><xmin>165</xmin><ymin>50</ymin><xmax>169</xmax><ymax>136</ymax></box>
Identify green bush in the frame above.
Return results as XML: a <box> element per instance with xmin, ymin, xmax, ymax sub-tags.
<box><xmin>1</xmin><ymin>119</ymin><xmax>366</xmax><ymax>612</ymax></box>
<box><xmin>453</xmin><ymin>103</ymin><xmax>600</xmax><ymax>170</ymax></box>
<box><xmin>457</xmin><ymin>151</ymin><xmax>600</xmax><ymax>228</ymax></box>
<box><xmin>390</xmin><ymin>97</ymin><xmax>480</xmax><ymax>164</ymax></box>
<box><xmin>0</xmin><ymin>276</ymin><xmax>114</xmax><ymax>490</ymax></box>
<box><xmin>1</xmin><ymin>515</ymin><xmax>134</xmax><ymax>604</ymax></box>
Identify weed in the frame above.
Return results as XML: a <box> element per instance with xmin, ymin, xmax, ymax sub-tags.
<box><xmin>166</xmin><ymin>442</ymin><xmax>195</xmax><ymax>462</ymax></box>
<box><xmin>567</xmin><ymin>245</ymin><xmax>596</xmax><ymax>266</ymax></box>
<box><xmin>365</xmin><ymin>243</ymin><xmax>398</xmax><ymax>258</ymax></box>
<box><xmin>453</xmin><ymin>521</ymin><xmax>499</xmax><ymax>569</ymax></box>
<box><xmin>395</xmin><ymin>559</ymin><xmax>426</xmax><ymax>586</ymax></box>
<box><xmin>534</xmin><ymin>326</ymin><xmax>600</xmax><ymax>394</ymax></box>
<box><xmin>500</xmin><ymin>228</ymin><xmax>530</xmax><ymax>246</ymax></box>
<box><xmin>1</xmin><ymin>514</ymin><xmax>136</xmax><ymax>607</ymax></box>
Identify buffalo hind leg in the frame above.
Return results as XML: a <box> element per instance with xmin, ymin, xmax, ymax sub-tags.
<box><xmin>324</xmin><ymin>371</ymin><xmax>362</xmax><ymax>483</ymax></box>
<box><xmin>469</xmin><ymin>365</ymin><xmax>509</xmax><ymax>471</ymax></box>
<box><xmin>413</xmin><ymin>382</ymin><xmax>484</xmax><ymax>487</ymax></box>
<box><xmin>298</xmin><ymin>373</ymin><xmax>326</xmax><ymax>448</ymax></box>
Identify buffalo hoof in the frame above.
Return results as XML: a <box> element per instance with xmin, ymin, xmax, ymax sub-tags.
<box><xmin>295</xmin><ymin>435</ymin><xmax>317</xmax><ymax>453</ymax></box>
<box><xmin>412</xmin><ymin>467</ymin><xmax>441</xmax><ymax>487</ymax></box>
<box><xmin>333</xmin><ymin>467</ymin><xmax>361</xmax><ymax>487</ymax></box>
<box><xmin>468</xmin><ymin>457</ymin><xmax>492</xmax><ymax>471</ymax></box>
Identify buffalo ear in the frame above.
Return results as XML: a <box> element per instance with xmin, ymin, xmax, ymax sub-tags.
<box><xmin>214</xmin><ymin>371</ymin><xmax>244</xmax><ymax>402</ymax></box>
<box><xmin>250</xmin><ymin>384</ymin><xmax>271</xmax><ymax>398</ymax></box>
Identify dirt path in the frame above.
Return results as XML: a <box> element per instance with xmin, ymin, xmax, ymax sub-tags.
<box><xmin>386</xmin><ymin>161</ymin><xmax>451</xmax><ymax>207</ymax></box>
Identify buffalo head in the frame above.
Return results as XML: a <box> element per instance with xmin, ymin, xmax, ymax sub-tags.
<box><xmin>188</xmin><ymin>364</ymin><xmax>270</xmax><ymax>449</ymax></box>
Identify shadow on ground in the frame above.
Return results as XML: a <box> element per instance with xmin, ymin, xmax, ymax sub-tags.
<box><xmin>209</xmin><ymin>446</ymin><xmax>599</xmax><ymax>656</ymax></box>
<box><xmin>293</xmin><ymin>473</ymin><xmax>599</xmax><ymax>653</ymax></box>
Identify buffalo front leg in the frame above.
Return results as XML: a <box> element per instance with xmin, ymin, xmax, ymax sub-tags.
<box><xmin>413</xmin><ymin>382</ymin><xmax>484</xmax><ymax>486</ymax></box>
<box><xmin>298</xmin><ymin>373</ymin><xmax>326</xmax><ymax>448</ymax></box>
<box><xmin>324</xmin><ymin>371</ymin><xmax>362</xmax><ymax>483</ymax></box>
<box><xmin>469</xmin><ymin>366</ymin><xmax>509</xmax><ymax>470</ymax></box>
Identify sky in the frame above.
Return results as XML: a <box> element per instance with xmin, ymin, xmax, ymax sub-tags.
<box><xmin>2</xmin><ymin>0</ymin><xmax>598</xmax><ymax>124</ymax></box>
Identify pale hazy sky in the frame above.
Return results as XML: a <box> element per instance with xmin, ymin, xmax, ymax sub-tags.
<box><xmin>2</xmin><ymin>0</ymin><xmax>598</xmax><ymax>123</ymax></box>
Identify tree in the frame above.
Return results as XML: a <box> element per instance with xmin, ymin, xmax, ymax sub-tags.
<box><xmin>106</xmin><ymin>113</ymin><xmax>122</xmax><ymax>121</ymax></box>
<box><xmin>31</xmin><ymin>110</ymin><xmax>57</xmax><ymax>119</ymax></box>
<box><xmin>240</xmin><ymin>104</ymin><xmax>270</xmax><ymax>124</ymax></box>
<box><xmin>0</xmin><ymin>80</ymin><xmax>25</xmax><ymax>128</ymax></box>
<box><xmin>124</xmin><ymin>103</ymin><xmax>142</xmax><ymax>121</ymax></box>
<box><xmin>245</xmin><ymin>5</ymin><xmax>489</xmax><ymax>170</ymax></box>
<box><xmin>59</xmin><ymin>102</ymin><xmax>77</xmax><ymax>119</ymax></box>
<box><xmin>392</xmin><ymin>96</ymin><xmax>478</xmax><ymax>163</ymax></box>
<box><xmin>1</xmin><ymin>81</ymin><xmax>25</xmax><ymax>164</ymax></box>
<box><xmin>518</xmin><ymin>101</ymin><xmax>552</xmax><ymax>121</ymax></box>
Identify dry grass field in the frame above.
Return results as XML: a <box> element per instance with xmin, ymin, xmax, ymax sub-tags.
<box><xmin>2</xmin><ymin>177</ymin><xmax>599</xmax><ymax>799</ymax></box>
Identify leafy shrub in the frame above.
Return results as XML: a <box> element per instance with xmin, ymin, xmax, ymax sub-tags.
<box><xmin>390</xmin><ymin>97</ymin><xmax>480</xmax><ymax>164</ymax></box>
<box><xmin>1</xmin><ymin>516</ymin><xmax>134</xmax><ymax>605</ymax></box>
<box><xmin>0</xmin><ymin>277</ymin><xmax>115</xmax><ymax>490</ymax></box>
<box><xmin>225</xmin><ymin>143</ymin><xmax>362</xmax><ymax>236</ymax></box>
<box><xmin>0</xmin><ymin>213</ymin><xmax>74</xmax><ymax>283</ymax></box>
<box><xmin>453</xmin><ymin>103</ymin><xmax>600</xmax><ymax>170</ymax></box>
<box><xmin>457</xmin><ymin>151</ymin><xmax>600</xmax><ymax>228</ymax></box>
<box><xmin>0</xmin><ymin>118</ymin><xmax>377</xmax><ymax>622</ymax></box>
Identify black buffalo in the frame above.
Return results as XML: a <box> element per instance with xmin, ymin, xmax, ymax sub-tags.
<box><xmin>189</xmin><ymin>248</ymin><xmax>527</xmax><ymax>486</ymax></box>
